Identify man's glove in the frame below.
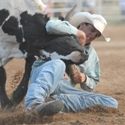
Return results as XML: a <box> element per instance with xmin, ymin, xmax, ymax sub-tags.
<box><xmin>68</xmin><ymin>64</ymin><xmax>86</xmax><ymax>84</ymax></box>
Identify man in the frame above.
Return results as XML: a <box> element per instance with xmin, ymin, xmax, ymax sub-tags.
<box><xmin>24</xmin><ymin>12</ymin><xmax>118</xmax><ymax>116</ymax></box>
<box><xmin>45</xmin><ymin>12</ymin><xmax>105</xmax><ymax>91</ymax></box>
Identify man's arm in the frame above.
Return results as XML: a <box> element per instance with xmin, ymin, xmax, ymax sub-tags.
<box><xmin>69</xmin><ymin>46</ymin><xmax>100</xmax><ymax>91</ymax></box>
<box><xmin>69</xmin><ymin>62</ymin><xmax>99</xmax><ymax>92</ymax></box>
<box><xmin>46</xmin><ymin>19</ymin><xmax>86</xmax><ymax>46</ymax></box>
<box><xmin>80</xmin><ymin>47</ymin><xmax>100</xmax><ymax>91</ymax></box>
<box><xmin>46</xmin><ymin>19</ymin><xmax>78</xmax><ymax>35</ymax></box>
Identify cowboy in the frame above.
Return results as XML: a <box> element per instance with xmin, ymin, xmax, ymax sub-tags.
<box><xmin>24</xmin><ymin>12</ymin><xmax>118</xmax><ymax>116</ymax></box>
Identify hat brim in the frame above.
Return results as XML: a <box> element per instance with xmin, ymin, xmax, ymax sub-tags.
<box><xmin>96</xmin><ymin>35</ymin><xmax>111</xmax><ymax>42</ymax></box>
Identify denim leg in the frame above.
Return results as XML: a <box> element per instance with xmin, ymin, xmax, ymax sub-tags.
<box><xmin>52</xmin><ymin>82</ymin><xmax>118</xmax><ymax>112</ymax></box>
<box><xmin>24</xmin><ymin>59</ymin><xmax>65</xmax><ymax>110</ymax></box>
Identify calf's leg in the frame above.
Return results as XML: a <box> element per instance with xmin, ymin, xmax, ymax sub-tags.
<box><xmin>9</xmin><ymin>56</ymin><xmax>36</xmax><ymax>108</ymax></box>
<box><xmin>0</xmin><ymin>66</ymin><xmax>12</xmax><ymax>109</ymax></box>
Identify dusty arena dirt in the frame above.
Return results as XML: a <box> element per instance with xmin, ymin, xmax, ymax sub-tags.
<box><xmin>0</xmin><ymin>24</ymin><xmax>125</xmax><ymax>125</ymax></box>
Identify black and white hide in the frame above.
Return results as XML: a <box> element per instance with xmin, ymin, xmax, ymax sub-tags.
<box><xmin>0</xmin><ymin>0</ymin><xmax>88</xmax><ymax>109</ymax></box>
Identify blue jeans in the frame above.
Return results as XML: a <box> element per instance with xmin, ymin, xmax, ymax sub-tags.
<box><xmin>24</xmin><ymin>59</ymin><xmax>118</xmax><ymax>112</ymax></box>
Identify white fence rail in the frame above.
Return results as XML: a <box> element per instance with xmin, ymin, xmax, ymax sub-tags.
<box><xmin>44</xmin><ymin>0</ymin><xmax>125</xmax><ymax>23</ymax></box>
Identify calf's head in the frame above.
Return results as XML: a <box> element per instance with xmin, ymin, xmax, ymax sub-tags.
<box><xmin>40</xmin><ymin>34</ymin><xmax>88</xmax><ymax>65</ymax></box>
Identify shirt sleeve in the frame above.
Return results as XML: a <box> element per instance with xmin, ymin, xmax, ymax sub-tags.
<box><xmin>79</xmin><ymin>46</ymin><xmax>100</xmax><ymax>91</ymax></box>
<box><xmin>45</xmin><ymin>19</ymin><xmax>78</xmax><ymax>35</ymax></box>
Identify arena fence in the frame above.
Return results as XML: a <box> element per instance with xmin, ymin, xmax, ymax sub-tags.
<box><xmin>45</xmin><ymin>0</ymin><xmax>125</xmax><ymax>24</ymax></box>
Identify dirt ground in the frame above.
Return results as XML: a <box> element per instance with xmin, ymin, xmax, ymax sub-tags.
<box><xmin>0</xmin><ymin>24</ymin><xmax>125</xmax><ymax>125</ymax></box>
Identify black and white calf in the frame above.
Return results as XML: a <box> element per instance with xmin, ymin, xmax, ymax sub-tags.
<box><xmin>0</xmin><ymin>0</ymin><xmax>88</xmax><ymax>109</ymax></box>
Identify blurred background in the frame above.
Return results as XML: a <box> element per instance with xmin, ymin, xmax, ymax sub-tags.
<box><xmin>42</xmin><ymin>0</ymin><xmax>125</xmax><ymax>24</ymax></box>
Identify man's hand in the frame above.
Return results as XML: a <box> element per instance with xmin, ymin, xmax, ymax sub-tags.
<box><xmin>76</xmin><ymin>30</ymin><xmax>86</xmax><ymax>46</ymax></box>
<box><xmin>69</xmin><ymin>64</ymin><xmax>86</xmax><ymax>84</ymax></box>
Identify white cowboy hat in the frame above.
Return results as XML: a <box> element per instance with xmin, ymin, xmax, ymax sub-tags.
<box><xmin>69</xmin><ymin>12</ymin><xmax>110</xmax><ymax>42</ymax></box>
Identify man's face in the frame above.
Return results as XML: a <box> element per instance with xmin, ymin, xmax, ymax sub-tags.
<box><xmin>78</xmin><ymin>23</ymin><xmax>101</xmax><ymax>45</ymax></box>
